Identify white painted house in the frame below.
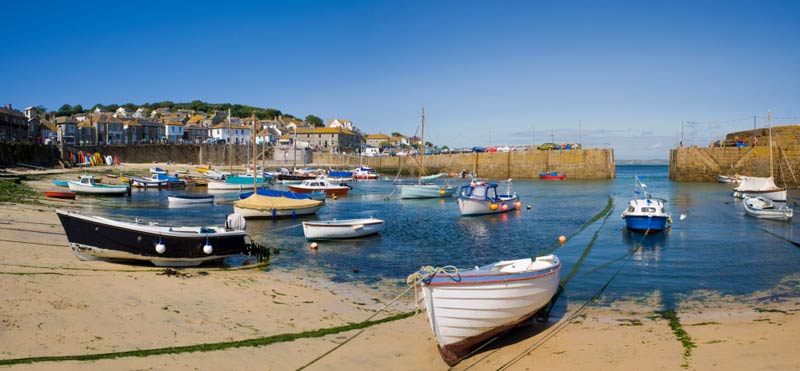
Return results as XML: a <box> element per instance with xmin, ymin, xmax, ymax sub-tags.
<box><xmin>164</xmin><ymin>121</ymin><xmax>185</xmax><ymax>143</ymax></box>
<box><xmin>208</xmin><ymin>122</ymin><xmax>251</xmax><ymax>144</ymax></box>
<box><xmin>327</xmin><ymin>119</ymin><xmax>354</xmax><ymax>130</ymax></box>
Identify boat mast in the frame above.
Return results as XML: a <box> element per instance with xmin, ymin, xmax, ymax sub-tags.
<box><xmin>227</xmin><ymin>108</ymin><xmax>232</xmax><ymax>175</ymax></box>
<box><xmin>419</xmin><ymin>107</ymin><xmax>424</xmax><ymax>184</ymax></box>
<box><xmin>252</xmin><ymin>113</ymin><xmax>257</xmax><ymax>192</ymax></box>
<box><xmin>768</xmin><ymin>110</ymin><xmax>773</xmax><ymax>179</ymax></box>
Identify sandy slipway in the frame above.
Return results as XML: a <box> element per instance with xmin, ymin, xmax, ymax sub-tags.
<box><xmin>0</xmin><ymin>174</ymin><xmax>798</xmax><ymax>370</ymax></box>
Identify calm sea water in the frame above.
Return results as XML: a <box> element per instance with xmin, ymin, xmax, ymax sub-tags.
<box><xmin>88</xmin><ymin>165</ymin><xmax>800</xmax><ymax>307</ymax></box>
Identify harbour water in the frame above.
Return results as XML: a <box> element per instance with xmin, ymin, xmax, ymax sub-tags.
<box><xmin>87</xmin><ymin>165</ymin><xmax>800</xmax><ymax>308</ymax></box>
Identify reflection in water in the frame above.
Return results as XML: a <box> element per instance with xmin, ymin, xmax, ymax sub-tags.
<box><xmin>622</xmin><ymin>228</ymin><xmax>666</xmax><ymax>265</ymax></box>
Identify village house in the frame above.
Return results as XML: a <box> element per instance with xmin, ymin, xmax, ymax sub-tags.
<box><xmin>0</xmin><ymin>104</ymin><xmax>28</xmax><ymax>141</ymax></box>
<box><xmin>202</xmin><ymin>111</ymin><xmax>226</xmax><ymax>127</ymax></box>
<box><xmin>327</xmin><ymin>119</ymin><xmax>354</xmax><ymax>131</ymax></box>
<box><xmin>113</xmin><ymin>107</ymin><xmax>130</xmax><ymax>119</ymax></box>
<box><xmin>183</xmin><ymin>123</ymin><xmax>208</xmax><ymax>143</ymax></box>
<box><xmin>208</xmin><ymin>122</ymin><xmax>251</xmax><ymax>144</ymax></box>
<box><xmin>54</xmin><ymin>116</ymin><xmax>77</xmax><ymax>145</ymax></box>
<box><xmin>132</xmin><ymin>107</ymin><xmax>149</xmax><ymax>119</ymax></box>
<box><xmin>138</xmin><ymin>119</ymin><xmax>164</xmax><ymax>143</ymax></box>
<box><xmin>390</xmin><ymin>135</ymin><xmax>409</xmax><ymax>147</ymax></box>
<box><xmin>119</xmin><ymin>118</ymin><xmax>141</xmax><ymax>144</ymax></box>
<box><xmin>76</xmin><ymin>120</ymin><xmax>97</xmax><ymax>146</ymax></box>
<box><xmin>285</xmin><ymin>126</ymin><xmax>364</xmax><ymax>153</ymax></box>
<box><xmin>366</xmin><ymin>133</ymin><xmax>390</xmax><ymax>147</ymax></box>
<box><xmin>91</xmin><ymin>113</ymin><xmax>124</xmax><ymax>145</ymax></box>
<box><xmin>164</xmin><ymin>121</ymin><xmax>185</xmax><ymax>143</ymax></box>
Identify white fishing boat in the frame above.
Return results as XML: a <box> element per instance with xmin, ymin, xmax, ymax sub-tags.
<box><xmin>456</xmin><ymin>179</ymin><xmax>521</xmax><ymax>216</ymax></box>
<box><xmin>717</xmin><ymin>174</ymin><xmax>741</xmax><ymax>183</ymax></box>
<box><xmin>733</xmin><ymin>112</ymin><xmax>787</xmax><ymax>201</ymax></box>
<box><xmin>399</xmin><ymin>108</ymin><xmax>457</xmax><ymax>199</ymax></box>
<box><xmin>408</xmin><ymin>254</ymin><xmax>561</xmax><ymax>366</ymax></box>
<box><xmin>352</xmin><ymin>166</ymin><xmax>379</xmax><ymax>180</ymax></box>
<box><xmin>131</xmin><ymin>174</ymin><xmax>168</xmax><ymax>188</ymax></box>
<box><xmin>288</xmin><ymin>175</ymin><xmax>351</xmax><ymax>197</ymax></box>
<box><xmin>302</xmin><ymin>218</ymin><xmax>384</xmax><ymax>239</ymax></box>
<box><xmin>167</xmin><ymin>194</ymin><xmax>215</xmax><ymax>204</ymax></box>
<box><xmin>733</xmin><ymin>176</ymin><xmax>786</xmax><ymax>201</ymax></box>
<box><xmin>68</xmin><ymin>175</ymin><xmax>130</xmax><ymax>195</ymax></box>
<box><xmin>743</xmin><ymin>196</ymin><xmax>793</xmax><ymax>221</ymax></box>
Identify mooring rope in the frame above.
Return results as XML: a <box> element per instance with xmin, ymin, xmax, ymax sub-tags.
<box><xmin>491</xmin><ymin>227</ymin><xmax>651</xmax><ymax>371</ymax></box>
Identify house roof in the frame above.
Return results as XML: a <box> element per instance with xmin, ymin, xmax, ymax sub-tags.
<box><xmin>55</xmin><ymin>116</ymin><xmax>77</xmax><ymax>124</ymax></box>
<box><xmin>187</xmin><ymin>115</ymin><xmax>204</xmax><ymax>124</ymax></box>
<box><xmin>293</xmin><ymin>127</ymin><xmax>358</xmax><ymax>135</ymax></box>
<box><xmin>366</xmin><ymin>133</ymin><xmax>390</xmax><ymax>139</ymax></box>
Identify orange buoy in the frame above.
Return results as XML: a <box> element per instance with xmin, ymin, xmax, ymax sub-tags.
<box><xmin>558</xmin><ymin>235</ymin><xmax>567</xmax><ymax>244</ymax></box>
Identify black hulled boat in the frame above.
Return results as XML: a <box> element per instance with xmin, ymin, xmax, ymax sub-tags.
<box><xmin>56</xmin><ymin>210</ymin><xmax>247</xmax><ymax>267</ymax></box>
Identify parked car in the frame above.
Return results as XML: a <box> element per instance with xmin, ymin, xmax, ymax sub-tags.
<box><xmin>496</xmin><ymin>146</ymin><xmax>511</xmax><ymax>152</ymax></box>
<box><xmin>472</xmin><ymin>146</ymin><xmax>486</xmax><ymax>153</ymax></box>
<box><xmin>537</xmin><ymin>143</ymin><xmax>558</xmax><ymax>150</ymax></box>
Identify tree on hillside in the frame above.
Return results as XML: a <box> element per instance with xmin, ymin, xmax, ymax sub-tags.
<box><xmin>391</xmin><ymin>132</ymin><xmax>403</xmax><ymax>137</ymax></box>
<box><xmin>72</xmin><ymin>105</ymin><xmax>84</xmax><ymax>114</ymax></box>
<box><xmin>57</xmin><ymin>104</ymin><xmax>73</xmax><ymax>116</ymax></box>
<box><xmin>122</xmin><ymin>103</ymin><xmax>136</xmax><ymax>111</ymax></box>
<box><xmin>33</xmin><ymin>105</ymin><xmax>47</xmax><ymax>116</ymax></box>
<box><xmin>305</xmin><ymin>115</ymin><xmax>323</xmax><ymax>127</ymax></box>
<box><xmin>156</xmin><ymin>101</ymin><xmax>174</xmax><ymax>109</ymax></box>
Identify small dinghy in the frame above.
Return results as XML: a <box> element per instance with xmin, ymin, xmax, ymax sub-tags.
<box><xmin>743</xmin><ymin>196</ymin><xmax>793</xmax><ymax>221</ymax></box>
<box><xmin>302</xmin><ymin>218</ymin><xmax>384</xmax><ymax>239</ymax></box>
<box><xmin>167</xmin><ymin>194</ymin><xmax>215</xmax><ymax>204</ymax></box>
<box><xmin>408</xmin><ymin>254</ymin><xmax>561</xmax><ymax>366</ymax></box>
<box><xmin>52</xmin><ymin>179</ymin><xmax>69</xmax><ymax>187</ymax></box>
<box><xmin>44</xmin><ymin>191</ymin><xmax>76</xmax><ymax>200</ymax></box>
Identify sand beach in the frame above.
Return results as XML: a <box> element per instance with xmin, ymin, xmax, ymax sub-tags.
<box><xmin>0</xmin><ymin>165</ymin><xmax>798</xmax><ymax>370</ymax></box>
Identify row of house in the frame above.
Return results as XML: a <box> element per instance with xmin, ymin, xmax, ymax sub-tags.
<box><xmin>2</xmin><ymin>103</ymin><xmax>416</xmax><ymax>155</ymax></box>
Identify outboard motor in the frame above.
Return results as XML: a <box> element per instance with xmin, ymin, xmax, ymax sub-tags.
<box><xmin>225</xmin><ymin>213</ymin><xmax>247</xmax><ymax>231</ymax></box>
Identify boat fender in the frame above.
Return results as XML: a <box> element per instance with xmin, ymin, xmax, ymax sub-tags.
<box><xmin>489</xmin><ymin>203</ymin><xmax>498</xmax><ymax>210</ymax></box>
<box><xmin>203</xmin><ymin>243</ymin><xmax>213</xmax><ymax>255</ymax></box>
<box><xmin>226</xmin><ymin>213</ymin><xmax>247</xmax><ymax>231</ymax></box>
<box><xmin>155</xmin><ymin>241</ymin><xmax>166</xmax><ymax>254</ymax></box>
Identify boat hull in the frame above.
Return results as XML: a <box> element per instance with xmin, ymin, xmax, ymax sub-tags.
<box><xmin>732</xmin><ymin>189</ymin><xmax>787</xmax><ymax>202</ymax></box>
<box><xmin>56</xmin><ymin>210</ymin><xmax>246</xmax><ymax>267</ymax></box>
<box><xmin>207</xmin><ymin>181</ymin><xmax>257</xmax><ymax>191</ymax></box>
<box><xmin>167</xmin><ymin>195</ymin><xmax>215</xmax><ymax>204</ymax></box>
<box><xmin>68</xmin><ymin>181</ymin><xmax>129</xmax><ymax>195</ymax></box>
<box><xmin>623</xmin><ymin>215</ymin><xmax>669</xmax><ymax>232</ymax></box>
<box><xmin>302</xmin><ymin>218</ymin><xmax>384</xmax><ymax>239</ymax></box>
<box><xmin>233</xmin><ymin>204</ymin><xmax>323</xmax><ymax>218</ymax></box>
<box><xmin>457</xmin><ymin>195</ymin><xmax>520</xmax><ymax>216</ymax></box>
<box><xmin>400</xmin><ymin>184</ymin><xmax>457</xmax><ymax>199</ymax></box>
<box><xmin>743</xmin><ymin>197</ymin><xmax>793</xmax><ymax>220</ymax></box>
<box><xmin>416</xmin><ymin>256</ymin><xmax>561</xmax><ymax>366</ymax></box>
<box><xmin>44</xmin><ymin>191</ymin><xmax>76</xmax><ymax>199</ymax></box>
<box><xmin>288</xmin><ymin>185</ymin><xmax>349</xmax><ymax>196</ymax></box>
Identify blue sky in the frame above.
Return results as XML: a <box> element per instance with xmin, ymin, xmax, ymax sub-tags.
<box><xmin>2</xmin><ymin>0</ymin><xmax>798</xmax><ymax>159</ymax></box>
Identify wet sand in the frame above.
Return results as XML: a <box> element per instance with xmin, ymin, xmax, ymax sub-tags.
<box><xmin>0</xmin><ymin>165</ymin><xmax>798</xmax><ymax>370</ymax></box>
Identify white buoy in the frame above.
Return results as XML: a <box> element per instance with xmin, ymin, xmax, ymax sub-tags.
<box><xmin>155</xmin><ymin>242</ymin><xmax>166</xmax><ymax>254</ymax></box>
<box><xmin>680</xmin><ymin>214</ymin><xmax>687</xmax><ymax>220</ymax></box>
<box><xmin>203</xmin><ymin>243</ymin><xmax>213</xmax><ymax>254</ymax></box>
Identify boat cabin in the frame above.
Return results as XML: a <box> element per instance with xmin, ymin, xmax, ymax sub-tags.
<box><xmin>459</xmin><ymin>182</ymin><xmax>498</xmax><ymax>200</ymax></box>
<box><xmin>79</xmin><ymin>175</ymin><xmax>97</xmax><ymax>185</ymax></box>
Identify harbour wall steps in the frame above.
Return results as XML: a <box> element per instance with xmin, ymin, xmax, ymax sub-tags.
<box><xmin>669</xmin><ymin>125</ymin><xmax>800</xmax><ymax>185</ymax></box>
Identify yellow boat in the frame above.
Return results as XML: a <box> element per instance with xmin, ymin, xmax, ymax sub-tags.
<box><xmin>196</xmin><ymin>165</ymin><xmax>210</xmax><ymax>173</ymax></box>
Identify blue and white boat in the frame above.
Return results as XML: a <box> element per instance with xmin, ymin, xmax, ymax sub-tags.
<box><xmin>456</xmin><ymin>179</ymin><xmax>521</xmax><ymax>216</ymax></box>
<box><xmin>53</xmin><ymin>179</ymin><xmax>69</xmax><ymax>187</ymax></box>
<box><xmin>621</xmin><ymin>175</ymin><xmax>671</xmax><ymax>233</ymax></box>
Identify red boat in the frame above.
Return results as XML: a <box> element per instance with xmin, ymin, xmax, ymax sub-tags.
<box><xmin>44</xmin><ymin>191</ymin><xmax>77</xmax><ymax>200</ymax></box>
<box><xmin>539</xmin><ymin>172</ymin><xmax>566</xmax><ymax>180</ymax></box>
